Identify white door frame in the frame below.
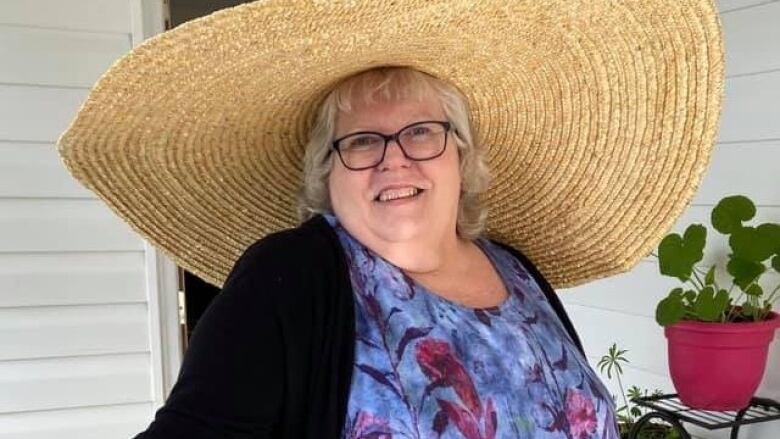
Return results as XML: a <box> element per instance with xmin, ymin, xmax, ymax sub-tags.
<box><xmin>129</xmin><ymin>0</ymin><xmax>183</xmax><ymax>407</ymax></box>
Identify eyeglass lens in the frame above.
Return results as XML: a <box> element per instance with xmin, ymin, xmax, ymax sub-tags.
<box><xmin>337</xmin><ymin>122</ymin><xmax>448</xmax><ymax>170</ymax></box>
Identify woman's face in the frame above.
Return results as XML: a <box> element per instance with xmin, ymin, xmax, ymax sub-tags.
<box><xmin>328</xmin><ymin>96</ymin><xmax>461</xmax><ymax>246</ymax></box>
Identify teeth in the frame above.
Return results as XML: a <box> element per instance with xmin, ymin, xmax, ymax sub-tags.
<box><xmin>378</xmin><ymin>187</ymin><xmax>420</xmax><ymax>202</ymax></box>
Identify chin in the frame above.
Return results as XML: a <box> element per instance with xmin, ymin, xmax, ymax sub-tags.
<box><xmin>369</xmin><ymin>216</ymin><xmax>427</xmax><ymax>242</ymax></box>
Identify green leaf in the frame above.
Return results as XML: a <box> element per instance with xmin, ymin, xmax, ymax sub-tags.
<box><xmin>683</xmin><ymin>224</ymin><xmax>706</xmax><ymax>260</ymax></box>
<box><xmin>711</xmin><ymin>195</ymin><xmax>755</xmax><ymax>234</ymax></box>
<box><xmin>773</xmin><ymin>255</ymin><xmax>780</xmax><ymax>273</ymax></box>
<box><xmin>745</xmin><ymin>283</ymin><xmax>763</xmax><ymax>297</ymax></box>
<box><xmin>714</xmin><ymin>288</ymin><xmax>730</xmax><ymax>315</ymax></box>
<box><xmin>658</xmin><ymin>225</ymin><xmax>706</xmax><ymax>281</ymax></box>
<box><xmin>727</xmin><ymin>256</ymin><xmax>766</xmax><ymax>290</ymax></box>
<box><xmin>693</xmin><ymin>286</ymin><xmax>722</xmax><ymax>321</ymax></box>
<box><xmin>656</xmin><ymin>289</ymin><xmax>686</xmax><ymax>326</ymax></box>
<box><xmin>759</xmin><ymin>223</ymin><xmax>780</xmax><ymax>251</ymax></box>
<box><xmin>730</xmin><ymin>226</ymin><xmax>776</xmax><ymax>262</ymax></box>
<box><xmin>704</xmin><ymin>265</ymin><xmax>716</xmax><ymax>286</ymax></box>
<box><xmin>683</xmin><ymin>289</ymin><xmax>697</xmax><ymax>305</ymax></box>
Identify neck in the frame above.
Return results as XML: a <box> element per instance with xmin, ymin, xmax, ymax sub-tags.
<box><xmin>363</xmin><ymin>224</ymin><xmax>473</xmax><ymax>278</ymax></box>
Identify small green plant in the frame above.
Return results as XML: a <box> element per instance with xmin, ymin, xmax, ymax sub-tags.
<box><xmin>598</xmin><ymin>343</ymin><xmax>680</xmax><ymax>439</ymax></box>
<box><xmin>654</xmin><ymin>195</ymin><xmax>780</xmax><ymax>326</ymax></box>
<box><xmin>597</xmin><ymin>343</ymin><xmax>678</xmax><ymax>439</ymax></box>
<box><xmin>597</xmin><ymin>344</ymin><xmax>634</xmax><ymax>425</ymax></box>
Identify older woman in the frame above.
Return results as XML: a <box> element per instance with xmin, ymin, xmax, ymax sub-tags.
<box><xmin>55</xmin><ymin>2</ymin><xmax>724</xmax><ymax>438</ymax></box>
<box><xmin>132</xmin><ymin>67</ymin><xmax>618</xmax><ymax>439</ymax></box>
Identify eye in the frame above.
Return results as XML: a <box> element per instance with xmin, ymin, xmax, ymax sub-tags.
<box><xmin>345</xmin><ymin>134</ymin><xmax>381</xmax><ymax>149</ymax></box>
<box><xmin>410</xmin><ymin>126</ymin><xmax>432</xmax><ymax>136</ymax></box>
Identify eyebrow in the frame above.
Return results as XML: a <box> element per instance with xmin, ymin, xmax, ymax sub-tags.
<box><xmin>341</xmin><ymin>117</ymin><xmax>439</xmax><ymax>134</ymax></box>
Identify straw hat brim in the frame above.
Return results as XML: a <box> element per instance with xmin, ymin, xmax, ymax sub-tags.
<box><xmin>57</xmin><ymin>0</ymin><xmax>724</xmax><ymax>288</ymax></box>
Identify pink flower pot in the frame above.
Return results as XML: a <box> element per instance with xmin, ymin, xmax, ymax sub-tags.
<box><xmin>665</xmin><ymin>311</ymin><xmax>780</xmax><ymax>411</ymax></box>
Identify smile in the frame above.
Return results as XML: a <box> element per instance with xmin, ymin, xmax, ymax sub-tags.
<box><xmin>375</xmin><ymin>187</ymin><xmax>424</xmax><ymax>202</ymax></box>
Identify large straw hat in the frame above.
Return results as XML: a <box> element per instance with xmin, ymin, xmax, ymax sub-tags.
<box><xmin>56</xmin><ymin>0</ymin><xmax>724</xmax><ymax>289</ymax></box>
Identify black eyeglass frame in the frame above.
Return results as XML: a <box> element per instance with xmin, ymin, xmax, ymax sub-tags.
<box><xmin>330</xmin><ymin>120</ymin><xmax>452</xmax><ymax>171</ymax></box>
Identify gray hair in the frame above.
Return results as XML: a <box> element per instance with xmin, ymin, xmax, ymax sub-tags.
<box><xmin>298</xmin><ymin>66</ymin><xmax>491</xmax><ymax>239</ymax></box>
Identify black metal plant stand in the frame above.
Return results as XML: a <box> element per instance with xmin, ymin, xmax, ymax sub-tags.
<box><xmin>628</xmin><ymin>394</ymin><xmax>780</xmax><ymax>439</ymax></box>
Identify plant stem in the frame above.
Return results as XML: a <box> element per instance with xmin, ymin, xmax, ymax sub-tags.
<box><xmin>726</xmin><ymin>288</ymin><xmax>744</xmax><ymax>322</ymax></box>
<box><xmin>616</xmin><ymin>373</ymin><xmax>633</xmax><ymax>424</ymax></box>
<box><xmin>688</xmin><ymin>275</ymin><xmax>704</xmax><ymax>292</ymax></box>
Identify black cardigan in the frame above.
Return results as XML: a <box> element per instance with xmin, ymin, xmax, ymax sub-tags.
<box><xmin>134</xmin><ymin>215</ymin><xmax>583</xmax><ymax>438</ymax></box>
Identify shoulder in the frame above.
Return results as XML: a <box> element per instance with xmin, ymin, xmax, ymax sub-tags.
<box><xmin>486</xmin><ymin>238</ymin><xmax>543</xmax><ymax>278</ymax></box>
<box><xmin>225</xmin><ymin>215</ymin><xmax>342</xmax><ymax>285</ymax></box>
<box><xmin>218</xmin><ymin>214</ymin><xmax>347</xmax><ymax>318</ymax></box>
<box><xmin>487</xmin><ymin>237</ymin><xmax>586</xmax><ymax>356</ymax></box>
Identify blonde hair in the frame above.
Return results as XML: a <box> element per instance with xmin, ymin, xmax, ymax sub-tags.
<box><xmin>298</xmin><ymin>66</ymin><xmax>491</xmax><ymax>239</ymax></box>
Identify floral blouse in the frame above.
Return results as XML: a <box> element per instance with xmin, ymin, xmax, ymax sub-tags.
<box><xmin>324</xmin><ymin>215</ymin><xmax>619</xmax><ymax>439</ymax></box>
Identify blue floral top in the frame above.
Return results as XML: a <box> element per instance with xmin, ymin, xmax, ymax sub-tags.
<box><xmin>324</xmin><ymin>215</ymin><xmax>619</xmax><ymax>439</ymax></box>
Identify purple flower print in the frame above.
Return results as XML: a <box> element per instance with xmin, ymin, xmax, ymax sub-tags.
<box><xmin>415</xmin><ymin>339</ymin><xmax>497</xmax><ymax>439</ymax></box>
<box><xmin>565</xmin><ymin>388</ymin><xmax>597</xmax><ymax>439</ymax></box>
<box><xmin>525</xmin><ymin>362</ymin><xmax>544</xmax><ymax>383</ymax></box>
<box><xmin>345</xmin><ymin>410</ymin><xmax>394</xmax><ymax>439</ymax></box>
<box><xmin>416</xmin><ymin>339</ymin><xmax>481</xmax><ymax>416</ymax></box>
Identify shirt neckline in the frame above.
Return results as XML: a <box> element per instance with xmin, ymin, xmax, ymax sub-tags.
<box><xmin>322</xmin><ymin>213</ymin><xmax>519</xmax><ymax>314</ymax></box>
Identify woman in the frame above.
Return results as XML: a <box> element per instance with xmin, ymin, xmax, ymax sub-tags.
<box><xmin>134</xmin><ymin>65</ymin><xmax>613</xmax><ymax>439</ymax></box>
<box><xmin>312</xmin><ymin>67</ymin><xmax>616</xmax><ymax>438</ymax></box>
<box><xmin>55</xmin><ymin>1</ymin><xmax>724</xmax><ymax>438</ymax></box>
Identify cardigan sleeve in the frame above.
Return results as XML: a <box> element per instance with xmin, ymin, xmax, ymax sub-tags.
<box><xmin>133</xmin><ymin>238</ymin><xmax>286</xmax><ymax>438</ymax></box>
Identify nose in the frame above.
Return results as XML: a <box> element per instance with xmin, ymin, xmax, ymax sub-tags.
<box><xmin>377</xmin><ymin>138</ymin><xmax>412</xmax><ymax>170</ymax></box>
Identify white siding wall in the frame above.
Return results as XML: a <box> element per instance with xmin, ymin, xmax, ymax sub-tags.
<box><xmin>0</xmin><ymin>1</ymin><xmax>177</xmax><ymax>438</ymax></box>
<box><xmin>560</xmin><ymin>2</ymin><xmax>780</xmax><ymax>438</ymax></box>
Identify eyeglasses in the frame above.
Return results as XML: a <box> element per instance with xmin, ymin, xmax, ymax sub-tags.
<box><xmin>331</xmin><ymin>120</ymin><xmax>452</xmax><ymax>171</ymax></box>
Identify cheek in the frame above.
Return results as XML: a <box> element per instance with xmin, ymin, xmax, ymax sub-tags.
<box><xmin>441</xmin><ymin>148</ymin><xmax>462</xmax><ymax>191</ymax></box>
<box><xmin>328</xmin><ymin>166</ymin><xmax>367</xmax><ymax>210</ymax></box>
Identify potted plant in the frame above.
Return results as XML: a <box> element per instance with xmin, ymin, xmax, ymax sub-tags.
<box><xmin>654</xmin><ymin>195</ymin><xmax>780</xmax><ymax>410</ymax></box>
<box><xmin>597</xmin><ymin>343</ymin><xmax>680</xmax><ymax>439</ymax></box>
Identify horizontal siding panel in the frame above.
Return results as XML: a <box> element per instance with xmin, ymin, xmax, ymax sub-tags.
<box><xmin>0</xmin><ymin>25</ymin><xmax>130</xmax><ymax>88</ymax></box>
<box><xmin>693</xmin><ymin>142</ymin><xmax>780</xmax><ymax>206</ymax></box>
<box><xmin>0</xmin><ymin>402</ymin><xmax>152</xmax><ymax>439</ymax></box>
<box><xmin>562</xmin><ymin>205</ymin><xmax>780</xmax><ymax>315</ymax></box>
<box><xmin>0</xmin><ymin>303</ymin><xmax>149</xmax><ymax>360</ymax></box>
<box><xmin>717</xmin><ymin>0</ymin><xmax>778</xmax><ymax>13</ymax></box>
<box><xmin>0</xmin><ymin>353</ymin><xmax>151</xmax><ymax>413</ymax></box>
<box><xmin>663</xmin><ymin>204</ymin><xmax>780</xmax><ymax>267</ymax></box>
<box><xmin>562</xmin><ymin>261</ymin><xmax>679</xmax><ymax>319</ymax></box>
<box><xmin>585</xmin><ymin>354</ymin><xmax>674</xmax><ymax>399</ymax></box>
<box><xmin>722</xmin><ymin>2</ymin><xmax>780</xmax><ymax>76</ymax></box>
<box><xmin>0</xmin><ymin>0</ymin><xmax>132</xmax><ymax>34</ymax></box>
<box><xmin>0</xmin><ymin>85</ymin><xmax>86</xmax><ymax>143</ymax></box>
<box><xmin>0</xmin><ymin>252</ymin><xmax>146</xmax><ymax>308</ymax></box>
<box><xmin>565</xmin><ymin>304</ymin><xmax>670</xmax><ymax>376</ymax></box>
<box><xmin>567</xmin><ymin>302</ymin><xmax>779</xmax><ymax>378</ymax></box>
<box><xmin>0</xmin><ymin>199</ymin><xmax>144</xmax><ymax>253</ymax></box>
<box><xmin>0</xmin><ymin>142</ymin><xmax>94</xmax><ymax>198</ymax></box>
<box><xmin>718</xmin><ymin>70</ymin><xmax>780</xmax><ymax>142</ymax></box>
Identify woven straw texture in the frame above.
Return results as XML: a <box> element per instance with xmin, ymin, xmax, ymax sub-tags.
<box><xmin>57</xmin><ymin>0</ymin><xmax>724</xmax><ymax>288</ymax></box>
